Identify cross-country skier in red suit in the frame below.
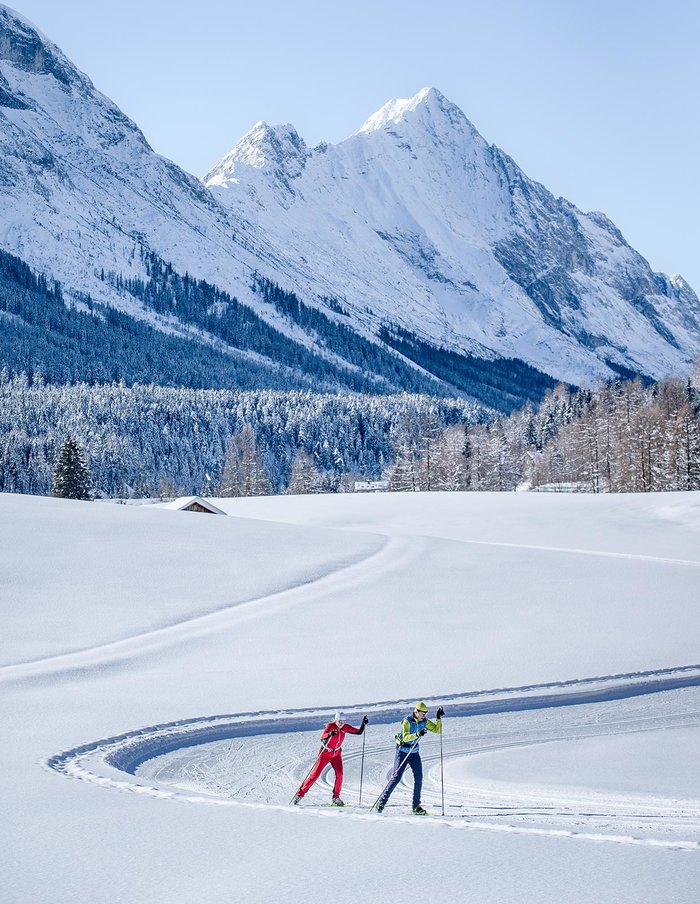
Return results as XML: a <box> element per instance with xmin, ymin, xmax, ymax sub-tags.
<box><xmin>292</xmin><ymin>711</ymin><xmax>368</xmax><ymax>806</ymax></box>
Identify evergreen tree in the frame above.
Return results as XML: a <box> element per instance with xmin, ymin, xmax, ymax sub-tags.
<box><xmin>52</xmin><ymin>439</ymin><xmax>92</xmax><ymax>500</ymax></box>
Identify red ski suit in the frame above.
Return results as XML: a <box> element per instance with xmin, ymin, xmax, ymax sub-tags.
<box><xmin>297</xmin><ymin>722</ymin><xmax>363</xmax><ymax>798</ymax></box>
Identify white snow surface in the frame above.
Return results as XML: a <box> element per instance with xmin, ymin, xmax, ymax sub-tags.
<box><xmin>1</xmin><ymin>489</ymin><xmax>700</xmax><ymax>903</ymax></box>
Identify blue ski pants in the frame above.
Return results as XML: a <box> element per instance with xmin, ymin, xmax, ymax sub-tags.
<box><xmin>379</xmin><ymin>747</ymin><xmax>423</xmax><ymax>808</ymax></box>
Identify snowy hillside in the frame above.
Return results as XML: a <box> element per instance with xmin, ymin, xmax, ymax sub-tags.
<box><xmin>1</xmin><ymin>6</ymin><xmax>700</xmax><ymax>402</ymax></box>
<box><xmin>1</xmin><ymin>490</ymin><xmax>699</xmax><ymax>902</ymax></box>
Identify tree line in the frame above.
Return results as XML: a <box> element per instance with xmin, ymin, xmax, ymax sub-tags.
<box><xmin>5</xmin><ymin>367</ymin><xmax>699</xmax><ymax>501</ymax></box>
<box><xmin>443</xmin><ymin>371</ymin><xmax>700</xmax><ymax>493</ymax></box>
<box><xmin>0</xmin><ymin>375</ymin><xmax>481</xmax><ymax>498</ymax></box>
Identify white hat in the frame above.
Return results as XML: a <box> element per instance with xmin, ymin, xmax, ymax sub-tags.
<box><xmin>334</xmin><ymin>711</ymin><xmax>346</xmax><ymax>722</ymax></box>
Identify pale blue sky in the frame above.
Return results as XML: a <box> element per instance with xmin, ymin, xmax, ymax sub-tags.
<box><xmin>12</xmin><ymin>0</ymin><xmax>700</xmax><ymax>291</ymax></box>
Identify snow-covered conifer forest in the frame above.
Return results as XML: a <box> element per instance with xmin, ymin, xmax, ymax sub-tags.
<box><xmin>1</xmin><ymin>366</ymin><xmax>698</xmax><ymax>498</ymax></box>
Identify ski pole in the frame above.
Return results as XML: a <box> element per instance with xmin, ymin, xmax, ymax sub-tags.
<box><xmin>371</xmin><ymin>736</ymin><xmax>421</xmax><ymax>811</ymax></box>
<box><xmin>290</xmin><ymin>755</ymin><xmax>318</xmax><ymax>806</ymax></box>
<box><xmin>358</xmin><ymin>729</ymin><xmax>366</xmax><ymax>807</ymax></box>
<box><xmin>440</xmin><ymin>722</ymin><xmax>445</xmax><ymax>817</ymax></box>
<box><xmin>289</xmin><ymin>734</ymin><xmax>334</xmax><ymax>805</ymax></box>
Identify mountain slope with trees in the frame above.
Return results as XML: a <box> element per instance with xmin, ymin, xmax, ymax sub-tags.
<box><xmin>1</xmin><ymin>7</ymin><xmax>699</xmax><ymax>406</ymax></box>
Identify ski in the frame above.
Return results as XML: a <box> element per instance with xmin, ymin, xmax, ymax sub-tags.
<box><xmin>296</xmin><ymin>803</ymin><xmax>353</xmax><ymax>809</ymax></box>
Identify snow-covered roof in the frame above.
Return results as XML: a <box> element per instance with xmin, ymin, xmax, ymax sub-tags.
<box><xmin>162</xmin><ymin>496</ymin><xmax>227</xmax><ymax>515</ymax></box>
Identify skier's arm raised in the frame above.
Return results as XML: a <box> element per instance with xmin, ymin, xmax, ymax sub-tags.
<box><xmin>344</xmin><ymin>715</ymin><xmax>369</xmax><ymax>735</ymax></box>
<box><xmin>426</xmin><ymin>706</ymin><xmax>445</xmax><ymax>734</ymax></box>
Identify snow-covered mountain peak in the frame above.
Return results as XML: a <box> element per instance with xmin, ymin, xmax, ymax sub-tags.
<box><xmin>230</xmin><ymin>121</ymin><xmax>306</xmax><ymax>169</ymax></box>
<box><xmin>357</xmin><ymin>86</ymin><xmax>474</xmax><ymax>137</ymax></box>
<box><xmin>205</xmin><ymin>120</ymin><xmax>309</xmax><ymax>191</ymax></box>
<box><xmin>0</xmin><ymin>5</ymin><xmax>150</xmax><ymax>150</ymax></box>
<box><xmin>0</xmin><ymin>4</ymin><xmax>46</xmax><ymax>39</ymax></box>
<box><xmin>2</xmin><ymin>5</ymin><xmax>700</xmax><ymax>399</ymax></box>
<box><xmin>199</xmin><ymin>84</ymin><xmax>700</xmax><ymax>387</ymax></box>
<box><xmin>1</xmin><ymin>5</ymin><xmax>88</xmax><ymax>93</ymax></box>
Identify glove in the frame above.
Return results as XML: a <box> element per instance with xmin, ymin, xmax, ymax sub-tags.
<box><xmin>361</xmin><ymin>715</ymin><xmax>369</xmax><ymax>726</ymax></box>
<box><xmin>419</xmin><ymin>728</ymin><xmax>427</xmax><ymax>736</ymax></box>
<box><xmin>329</xmin><ymin>729</ymin><xmax>339</xmax><ymax>737</ymax></box>
<box><xmin>436</xmin><ymin>706</ymin><xmax>445</xmax><ymax>719</ymax></box>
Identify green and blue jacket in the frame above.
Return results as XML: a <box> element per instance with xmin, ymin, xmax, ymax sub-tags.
<box><xmin>395</xmin><ymin>713</ymin><xmax>441</xmax><ymax>752</ymax></box>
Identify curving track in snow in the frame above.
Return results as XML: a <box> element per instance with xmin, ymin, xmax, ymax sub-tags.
<box><xmin>31</xmin><ymin>508</ymin><xmax>700</xmax><ymax>854</ymax></box>
<box><xmin>47</xmin><ymin>666</ymin><xmax>700</xmax><ymax>852</ymax></box>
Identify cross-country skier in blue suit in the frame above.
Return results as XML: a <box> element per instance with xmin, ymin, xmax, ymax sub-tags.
<box><xmin>376</xmin><ymin>701</ymin><xmax>444</xmax><ymax>815</ymax></box>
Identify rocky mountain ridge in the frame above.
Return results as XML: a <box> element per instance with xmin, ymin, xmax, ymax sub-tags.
<box><xmin>1</xmin><ymin>5</ymin><xmax>699</xmax><ymax>407</ymax></box>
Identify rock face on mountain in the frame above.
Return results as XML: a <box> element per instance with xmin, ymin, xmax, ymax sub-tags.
<box><xmin>1</xmin><ymin>5</ymin><xmax>699</xmax><ymax>402</ymax></box>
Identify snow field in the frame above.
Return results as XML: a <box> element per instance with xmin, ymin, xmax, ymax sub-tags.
<box><xmin>2</xmin><ymin>489</ymin><xmax>700</xmax><ymax>903</ymax></box>
<box><xmin>0</xmin><ymin>492</ymin><xmax>384</xmax><ymax>666</ymax></box>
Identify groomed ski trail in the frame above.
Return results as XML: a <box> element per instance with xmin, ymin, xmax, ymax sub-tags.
<box><xmin>46</xmin><ymin>667</ymin><xmax>700</xmax><ymax>852</ymax></box>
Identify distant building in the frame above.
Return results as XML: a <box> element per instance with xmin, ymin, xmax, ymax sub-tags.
<box><xmin>530</xmin><ymin>482</ymin><xmax>593</xmax><ymax>494</ymax></box>
<box><xmin>354</xmin><ymin>480</ymin><xmax>389</xmax><ymax>493</ymax></box>
<box><xmin>162</xmin><ymin>496</ymin><xmax>227</xmax><ymax>514</ymax></box>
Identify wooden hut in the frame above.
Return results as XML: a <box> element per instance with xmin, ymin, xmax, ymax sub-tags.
<box><xmin>163</xmin><ymin>496</ymin><xmax>227</xmax><ymax>515</ymax></box>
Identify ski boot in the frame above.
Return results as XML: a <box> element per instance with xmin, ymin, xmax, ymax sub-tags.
<box><xmin>292</xmin><ymin>794</ymin><xmax>302</xmax><ymax>805</ymax></box>
<box><xmin>375</xmin><ymin>800</ymin><xmax>385</xmax><ymax>813</ymax></box>
<box><xmin>331</xmin><ymin>796</ymin><xmax>345</xmax><ymax>807</ymax></box>
<box><xmin>412</xmin><ymin>805</ymin><xmax>428</xmax><ymax>816</ymax></box>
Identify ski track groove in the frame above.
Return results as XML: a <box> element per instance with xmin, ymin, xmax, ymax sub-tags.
<box><xmin>0</xmin><ymin>533</ymin><xmax>394</xmax><ymax>682</ymax></box>
<box><xmin>6</xmin><ymin>530</ymin><xmax>696</xmax><ymax>682</ymax></box>
<box><xmin>46</xmin><ymin>666</ymin><xmax>700</xmax><ymax>853</ymax></box>
<box><xmin>445</xmin><ymin>537</ymin><xmax>700</xmax><ymax>569</ymax></box>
